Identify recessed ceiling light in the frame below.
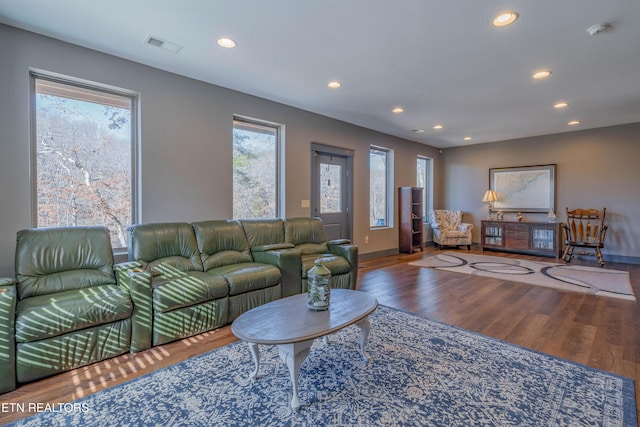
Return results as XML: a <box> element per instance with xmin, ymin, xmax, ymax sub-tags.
<box><xmin>493</xmin><ymin>12</ymin><xmax>519</xmax><ymax>27</ymax></box>
<box><xmin>433</xmin><ymin>124</ymin><xmax>443</xmax><ymax>130</ymax></box>
<box><xmin>464</xmin><ymin>136</ymin><xmax>472</xmax><ymax>141</ymax></box>
<box><xmin>568</xmin><ymin>120</ymin><xmax>581</xmax><ymax>125</ymax></box>
<box><xmin>533</xmin><ymin>70</ymin><xmax>552</xmax><ymax>79</ymax></box>
<box><xmin>217</xmin><ymin>37</ymin><xmax>237</xmax><ymax>48</ymax></box>
<box><xmin>392</xmin><ymin>107</ymin><xmax>404</xmax><ymax>113</ymax></box>
<box><xmin>327</xmin><ymin>81</ymin><xmax>342</xmax><ymax>89</ymax></box>
<box><xmin>412</xmin><ymin>129</ymin><xmax>425</xmax><ymax>133</ymax></box>
<box><xmin>554</xmin><ymin>102</ymin><xmax>569</xmax><ymax>109</ymax></box>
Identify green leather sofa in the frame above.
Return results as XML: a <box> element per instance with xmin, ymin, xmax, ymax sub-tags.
<box><xmin>0</xmin><ymin>217</ymin><xmax>357</xmax><ymax>394</ymax></box>
<box><xmin>126</xmin><ymin>220</ymin><xmax>294</xmax><ymax>348</ymax></box>
<box><xmin>124</xmin><ymin>217</ymin><xmax>358</xmax><ymax>348</ymax></box>
<box><xmin>0</xmin><ymin>226</ymin><xmax>139</xmax><ymax>393</ymax></box>
<box><xmin>0</xmin><ymin>277</ymin><xmax>17</xmax><ymax>393</ymax></box>
<box><xmin>284</xmin><ymin>217</ymin><xmax>358</xmax><ymax>291</ymax></box>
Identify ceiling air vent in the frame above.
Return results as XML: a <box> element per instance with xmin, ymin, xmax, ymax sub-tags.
<box><xmin>144</xmin><ymin>35</ymin><xmax>182</xmax><ymax>54</ymax></box>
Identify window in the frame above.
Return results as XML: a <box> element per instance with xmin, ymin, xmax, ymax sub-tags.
<box><xmin>320</xmin><ymin>163</ymin><xmax>342</xmax><ymax>213</ymax></box>
<box><xmin>370</xmin><ymin>146</ymin><xmax>393</xmax><ymax>228</ymax></box>
<box><xmin>233</xmin><ymin>117</ymin><xmax>282</xmax><ymax>219</ymax></box>
<box><xmin>31</xmin><ymin>74</ymin><xmax>137</xmax><ymax>250</ymax></box>
<box><xmin>417</xmin><ymin>156</ymin><xmax>433</xmax><ymax>222</ymax></box>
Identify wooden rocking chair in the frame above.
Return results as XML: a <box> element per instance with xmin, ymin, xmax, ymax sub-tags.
<box><xmin>561</xmin><ymin>208</ymin><xmax>608</xmax><ymax>267</ymax></box>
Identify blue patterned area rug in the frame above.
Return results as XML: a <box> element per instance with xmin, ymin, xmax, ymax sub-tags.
<box><xmin>10</xmin><ymin>306</ymin><xmax>637</xmax><ymax>426</ymax></box>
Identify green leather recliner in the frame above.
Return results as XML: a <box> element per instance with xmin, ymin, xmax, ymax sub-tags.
<box><xmin>126</xmin><ymin>222</ymin><xmax>230</xmax><ymax>348</ymax></box>
<box><xmin>192</xmin><ymin>220</ymin><xmax>283</xmax><ymax>322</ymax></box>
<box><xmin>5</xmin><ymin>226</ymin><xmax>138</xmax><ymax>390</ymax></box>
<box><xmin>0</xmin><ymin>277</ymin><xmax>16</xmax><ymax>393</ymax></box>
<box><xmin>284</xmin><ymin>217</ymin><xmax>358</xmax><ymax>291</ymax></box>
<box><xmin>239</xmin><ymin>218</ymin><xmax>302</xmax><ymax>297</ymax></box>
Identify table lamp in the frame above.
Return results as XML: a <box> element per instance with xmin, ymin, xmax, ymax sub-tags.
<box><xmin>481</xmin><ymin>190</ymin><xmax>499</xmax><ymax>219</ymax></box>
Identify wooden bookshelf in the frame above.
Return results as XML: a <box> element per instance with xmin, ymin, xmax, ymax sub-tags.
<box><xmin>398</xmin><ymin>187</ymin><xmax>423</xmax><ymax>254</ymax></box>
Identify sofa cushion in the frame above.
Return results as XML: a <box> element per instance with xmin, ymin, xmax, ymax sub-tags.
<box><xmin>15</xmin><ymin>285</ymin><xmax>132</xmax><ymax>343</ymax></box>
<box><xmin>207</xmin><ymin>263</ymin><xmax>281</xmax><ymax>296</ymax></box>
<box><xmin>284</xmin><ymin>217</ymin><xmax>327</xmax><ymax>246</ymax></box>
<box><xmin>15</xmin><ymin>227</ymin><xmax>115</xmax><ymax>300</ymax></box>
<box><xmin>240</xmin><ymin>219</ymin><xmax>286</xmax><ymax>247</ymax></box>
<box><xmin>127</xmin><ymin>223</ymin><xmax>203</xmax><ymax>272</ymax></box>
<box><xmin>300</xmin><ymin>254</ymin><xmax>351</xmax><ymax>279</ymax></box>
<box><xmin>152</xmin><ymin>271</ymin><xmax>228</xmax><ymax>314</ymax></box>
<box><xmin>192</xmin><ymin>220</ymin><xmax>253</xmax><ymax>269</ymax></box>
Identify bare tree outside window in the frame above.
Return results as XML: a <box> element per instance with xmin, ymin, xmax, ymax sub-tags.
<box><xmin>33</xmin><ymin>77</ymin><xmax>135</xmax><ymax>249</ymax></box>
<box><xmin>233</xmin><ymin>119</ymin><xmax>280</xmax><ymax>219</ymax></box>
<box><xmin>417</xmin><ymin>156</ymin><xmax>432</xmax><ymax>222</ymax></box>
<box><xmin>370</xmin><ymin>148</ymin><xmax>389</xmax><ymax>227</ymax></box>
<box><xmin>320</xmin><ymin>163</ymin><xmax>342</xmax><ymax>213</ymax></box>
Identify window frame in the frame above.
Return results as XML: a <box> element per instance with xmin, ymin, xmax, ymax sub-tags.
<box><xmin>417</xmin><ymin>156</ymin><xmax>433</xmax><ymax>223</ymax></box>
<box><xmin>369</xmin><ymin>145</ymin><xmax>394</xmax><ymax>229</ymax></box>
<box><xmin>232</xmin><ymin>115</ymin><xmax>285</xmax><ymax>219</ymax></box>
<box><xmin>29</xmin><ymin>71</ymin><xmax>140</xmax><ymax>251</ymax></box>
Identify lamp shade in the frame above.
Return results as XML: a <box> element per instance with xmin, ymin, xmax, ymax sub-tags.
<box><xmin>481</xmin><ymin>190</ymin><xmax>498</xmax><ymax>203</ymax></box>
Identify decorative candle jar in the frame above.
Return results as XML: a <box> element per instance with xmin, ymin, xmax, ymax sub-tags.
<box><xmin>307</xmin><ymin>259</ymin><xmax>331</xmax><ymax>311</ymax></box>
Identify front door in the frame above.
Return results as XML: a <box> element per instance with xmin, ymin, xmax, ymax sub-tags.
<box><xmin>311</xmin><ymin>149</ymin><xmax>352</xmax><ymax>241</ymax></box>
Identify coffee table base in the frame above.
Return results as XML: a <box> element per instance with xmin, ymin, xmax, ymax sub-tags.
<box><xmin>247</xmin><ymin>317</ymin><xmax>372</xmax><ymax>410</ymax></box>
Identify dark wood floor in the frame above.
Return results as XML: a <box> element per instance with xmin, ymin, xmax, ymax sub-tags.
<box><xmin>1</xmin><ymin>246</ymin><xmax>638</xmax><ymax>424</ymax></box>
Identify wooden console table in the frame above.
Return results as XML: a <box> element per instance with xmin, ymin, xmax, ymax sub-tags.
<box><xmin>481</xmin><ymin>220</ymin><xmax>561</xmax><ymax>258</ymax></box>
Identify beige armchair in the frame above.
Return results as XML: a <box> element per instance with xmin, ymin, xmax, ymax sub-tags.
<box><xmin>429</xmin><ymin>210</ymin><xmax>474</xmax><ymax>250</ymax></box>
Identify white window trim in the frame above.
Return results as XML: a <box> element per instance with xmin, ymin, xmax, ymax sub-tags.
<box><xmin>232</xmin><ymin>114</ymin><xmax>285</xmax><ymax>219</ymax></box>
<box><xmin>417</xmin><ymin>155</ymin><xmax>433</xmax><ymax>223</ymax></box>
<box><xmin>370</xmin><ymin>145</ymin><xmax>394</xmax><ymax>229</ymax></box>
<box><xmin>29</xmin><ymin>70</ymin><xmax>140</xmax><ymax>250</ymax></box>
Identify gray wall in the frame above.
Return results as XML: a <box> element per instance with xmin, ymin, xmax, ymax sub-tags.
<box><xmin>0</xmin><ymin>24</ymin><xmax>440</xmax><ymax>276</ymax></box>
<box><xmin>441</xmin><ymin>123</ymin><xmax>640</xmax><ymax>262</ymax></box>
<box><xmin>2</xmin><ymin>24</ymin><xmax>638</xmax><ymax>277</ymax></box>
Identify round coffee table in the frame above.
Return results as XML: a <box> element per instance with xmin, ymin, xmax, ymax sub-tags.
<box><xmin>231</xmin><ymin>289</ymin><xmax>378</xmax><ymax>410</ymax></box>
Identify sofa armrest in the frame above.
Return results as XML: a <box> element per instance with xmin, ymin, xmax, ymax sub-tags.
<box><xmin>0</xmin><ymin>278</ymin><xmax>16</xmax><ymax>393</ymax></box>
<box><xmin>328</xmin><ymin>242</ymin><xmax>359</xmax><ymax>268</ymax></box>
<box><xmin>328</xmin><ymin>238</ymin><xmax>351</xmax><ymax>246</ymax></box>
<box><xmin>150</xmin><ymin>262</ymin><xmax>189</xmax><ymax>278</ymax></box>
<box><xmin>115</xmin><ymin>263</ymin><xmax>152</xmax><ymax>352</ymax></box>
<box><xmin>251</xmin><ymin>243</ymin><xmax>295</xmax><ymax>252</ymax></box>
<box><xmin>252</xmin><ymin>248</ymin><xmax>302</xmax><ymax>298</ymax></box>
<box><xmin>327</xmin><ymin>243</ymin><xmax>359</xmax><ymax>290</ymax></box>
<box><xmin>114</xmin><ymin>261</ymin><xmax>143</xmax><ymax>282</ymax></box>
<box><xmin>459</xmin><ymin>223</ymin><xmax>474</xmax><ymax>232</ymax></box>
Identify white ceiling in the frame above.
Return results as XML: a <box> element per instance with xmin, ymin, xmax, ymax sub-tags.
<box><xmin>2</xmin><ymin>0</ymin><xmax>639</xmax><ymax>148</ymax></box>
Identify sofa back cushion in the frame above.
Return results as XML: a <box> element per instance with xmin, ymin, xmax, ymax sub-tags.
<box><xmin>15</xmin><ymin>226</ymin><xmax>116</xmax><ymax>300</ymax></box>
<box><xmin>284</xmin><ymin>217</ymin><xmax>329</xmax><ymax>255</ymax></box>
<box><xmin>192</xmin><ymin>220</ymin><xmax>253</xmax><ymax>270</ymax></box>
<box><xmin>240</xmin><ymin>219</ymin><xmax>286</xmax><ymax>248</ymax></box>
<box><xmin>127</xmin><ymin>222</ymin><xmax>203</xmax><ymax>272</ymax></box>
